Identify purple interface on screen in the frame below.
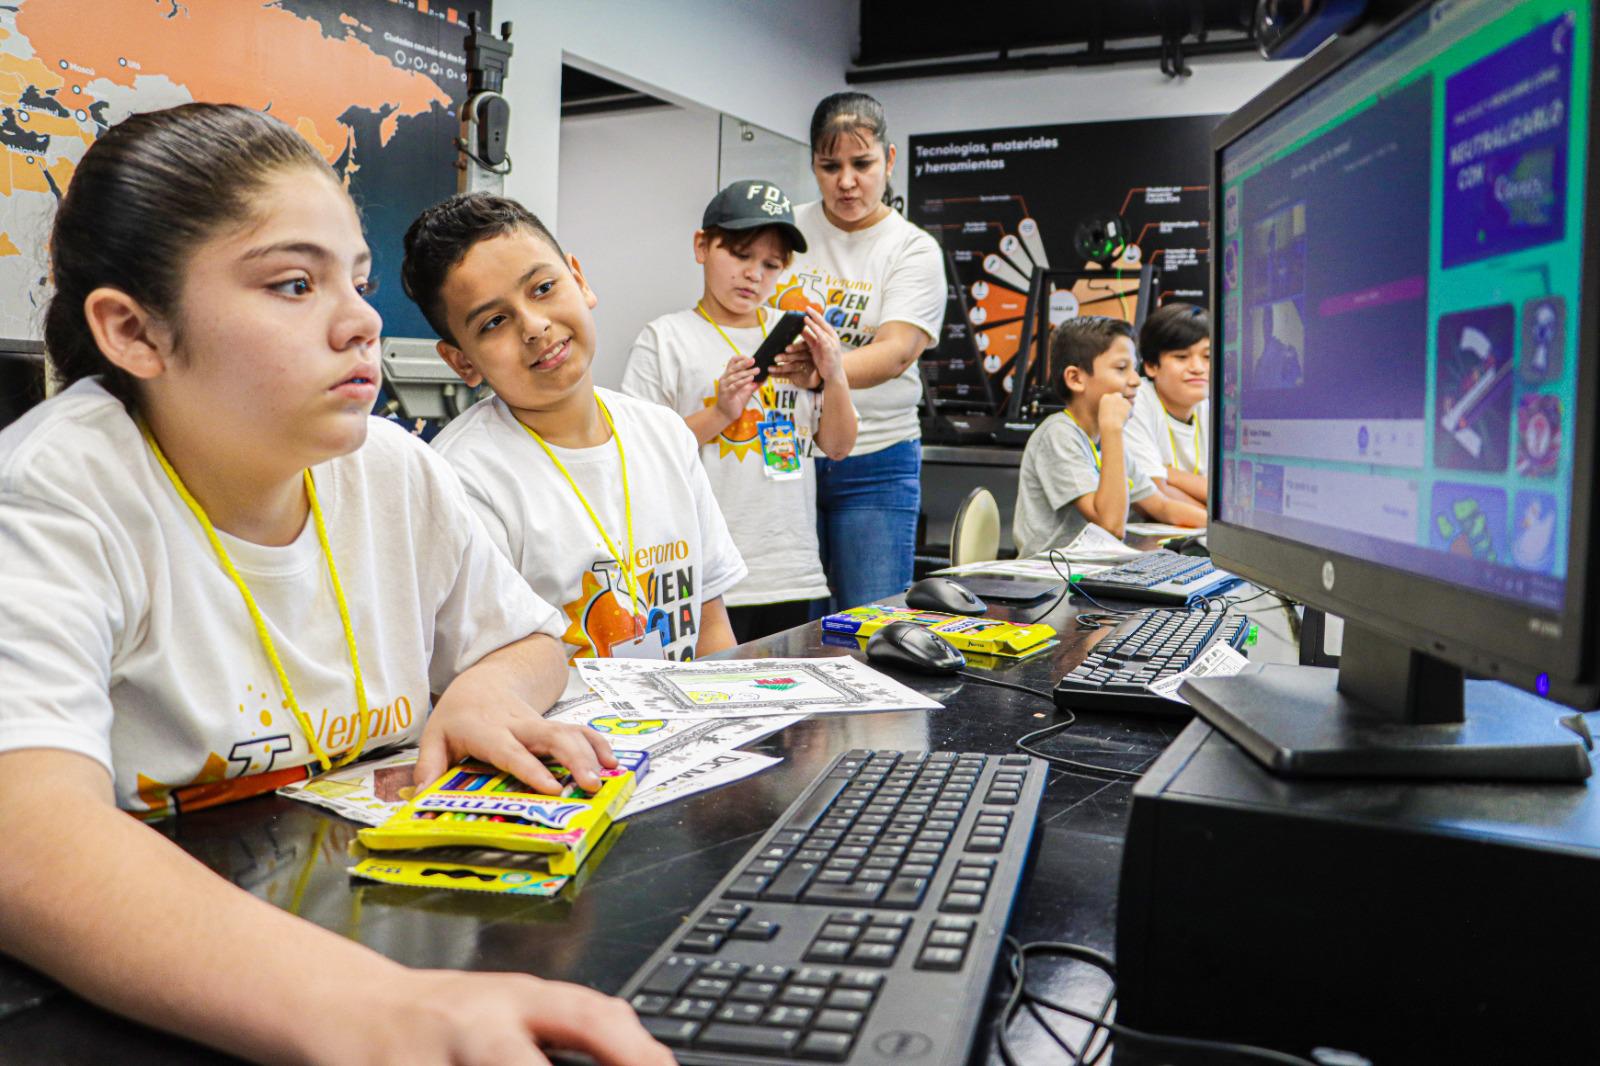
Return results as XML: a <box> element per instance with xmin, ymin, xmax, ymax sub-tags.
<box><xmin>1220</xmin><ymin>11</ymin><xmax>1579</xmax><ymax>612</ymax></box>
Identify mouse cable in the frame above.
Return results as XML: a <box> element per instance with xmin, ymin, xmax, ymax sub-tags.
<box><xmin>1015</xmin><ymin>716</ymin><xmax>1147</xmax><ymax>781</ymax></box>
<box><xmin>955</xmin><ymin>671</ymin><xmax>1057</xmax><ymax>702</ymax></box>
<box><xmin>996</xmin><ymin>938</ymin><xmax>1354</xmax><ymax>1066</ymax></box>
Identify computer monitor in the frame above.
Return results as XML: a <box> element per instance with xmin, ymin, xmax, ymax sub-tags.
<box><xmin>1193</xmin><ymin>0</ymin><xmax>1599</xmax><ymax>780</ymax></box>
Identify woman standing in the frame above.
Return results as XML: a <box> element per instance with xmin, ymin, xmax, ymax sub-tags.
<box><xmin>777</xmin><ymin>92</ymin><xmax>946</xmax><ymax>611</ymax></box>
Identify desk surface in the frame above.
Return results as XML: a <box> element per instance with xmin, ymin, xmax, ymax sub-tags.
<box><xmin>0</xmin><ymin>590</ymin><xmax>1299</xmax><ymax>1064</ymax></box>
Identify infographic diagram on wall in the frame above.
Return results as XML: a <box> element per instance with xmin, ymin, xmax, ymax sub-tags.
<box><xmin>908</xmin><ymin>115</ymin><xmax>1219</xmax><ymax>414</ymax></box>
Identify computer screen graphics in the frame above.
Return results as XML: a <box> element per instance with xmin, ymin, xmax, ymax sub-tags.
<box><xmin>1197</xmin><ymin>0</ymin><xmax>1598</xmax><ymax>779</ymax></box>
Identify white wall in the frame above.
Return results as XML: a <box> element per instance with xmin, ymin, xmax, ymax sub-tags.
<box><xmin>557</xmin><ymin>106</ymin><xmax>721</xmax><ymax>390</ymax></box>
<box><xmin>497</xmin><ymin>0</ymin><xmax>856</xmax><ymax>221</ymax></box>
<box><xmin>868</xmin><ymin>54</ymin><xmax>1298</xmax><ymax>200</ymax></box>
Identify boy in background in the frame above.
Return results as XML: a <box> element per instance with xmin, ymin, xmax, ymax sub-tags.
<box><xmin>402</xmin><ymin>194</ymin><xmax>746</xmax><ymax>680</ymax></box>
<box><xmin>622</xmin><ymin>181</ymin><xmax>857</xmax><ymax>642</ymax></box>
<box><xmin>1013</xmin><ymin>316</ymin><xmax>1205</xmax><ymax>557</ymax></box>
<box><xmin>1125</xmin><ymin>302</ymin><xmax>1211</xmax><ymax>507</ymax></box>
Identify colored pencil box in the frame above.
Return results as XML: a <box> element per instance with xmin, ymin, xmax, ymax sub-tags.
<box><xmin>822</xmin><ymin>606</ymin><xmax>1056</xmax><ymax>656</ymax></box>
<box><xmin>355</xmin><ymin>750</ymin><xmax>647</xmax><ymax>877</ymax></box>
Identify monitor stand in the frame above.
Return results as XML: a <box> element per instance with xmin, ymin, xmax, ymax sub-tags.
<box><xmin>1182</xmin><ymin>621</ymin><xmax>1593</xmax><ymax>782</ymax></box>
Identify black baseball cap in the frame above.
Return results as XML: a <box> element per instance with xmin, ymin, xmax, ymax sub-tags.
<box><xmin>701</xmin><ymin>180</ymin><xmax>808</xmax><ymax>253</ymax></box>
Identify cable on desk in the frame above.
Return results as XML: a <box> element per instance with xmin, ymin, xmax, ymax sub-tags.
<box><xmin>1015</xmin><ymin>716</ymin><xmax>1146</xmax><ymax>781</ymax></box>
<box><xmin>955</xmin><ymin>671</ymin><xmax>1057</xmax><ymax>702</ymax></box>
<box><xmin>996</xmin><ymin>937</ymin><xmax>1357</xmax><ymax>1066</ymax></box>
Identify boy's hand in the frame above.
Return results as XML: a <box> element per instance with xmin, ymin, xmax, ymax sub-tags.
<box><xmin>327</xmin><ymin>969</ymin><xmax>676</xmax><ymax>1066</ymax></box>
<box><xmin>1097</xmin><ymin>392</ymin><xmax>1133</xmax><ymax>437</ymax></box>
<box><xmin>715</xmin><ymin>355</ymin><xmax>760</xmax><ymax>422</ymax></box>
<box><xmin>800</xmin><ymin>307</ymin><xmax>845</xmax><ymax>385</ymax></box>
<box><xmin>416</xmin><ymin>671</ymin><xmax>615</xmax><ymax>794</ymax></box>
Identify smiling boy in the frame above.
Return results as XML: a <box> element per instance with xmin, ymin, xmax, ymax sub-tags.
<box><xmin>402</xmin><ymin>194</ymin><xmax>745</xmax><ymax>677</ymax></box>
<box><xmin>1012</xmin><ymin>316</ymin><xmax>1205</xmax><ymax>557</ymax></box>
<box><xmin>1124</xmin><ymin>302</ymin><xmax>1212</xmax><ymax>507</ymax></box>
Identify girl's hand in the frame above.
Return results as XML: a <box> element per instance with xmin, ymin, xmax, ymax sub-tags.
<box><xmin>715</xmin><ymin>354</ymin><xmax>760</xmax><ymax>422</ymax></box>
<box><xmin>325</xmin><ymin>969</ymin><xmax>677</xmax><ymax>1066</ymax></box>
<box><xmin>416</xmin><ymin>665</ymin><xmax>615</xmax><ymax>794</ymax></box>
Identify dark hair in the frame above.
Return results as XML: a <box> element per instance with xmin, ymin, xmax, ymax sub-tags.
<box><xmin>1138</xmin><ymin>302</ymin><xmax>1210</xmax><ymax>370</ymax></box>
<box><xmin>809</xmin><ymin>92</ymin><xmax>896</xmax><ymax>208</ymax></box>
<box><xmin>1049</xmin><ymin>316</ymin><xmax>1136</xmax><ymax>399</ymax></box>
<box><xmin>701</xmin><ymin>224</ymin><xmax>797</xmax><ymax>265</ymax></box>
<box><xmin>401</xmin><ymin>192</ymin><xmax>565</xmax><ymax>346</ymax></box>
<box><xmin>45</xmin><ymin>103</ymin><xmax>333</xmax><ymax>412</ymax></box>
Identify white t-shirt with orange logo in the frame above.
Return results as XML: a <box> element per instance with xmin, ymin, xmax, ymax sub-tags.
<box><xmin>432</xmin><ymin>388</ymin><xmax>746</xmax><ymax>673</ymax></box>
<box><xmin>775</xmin><ymin>200</ymin><xmax>946</xmax><ymax>455</ymax></box>
<box><xmin>622</xmin><ymin>307</ymin><xmax>829</xmax><ymax>608</ymax></box>
<box><xmin>0</xmin><ymin>380</ymin><xmax>562</xmax><ymax>817</ymax></box>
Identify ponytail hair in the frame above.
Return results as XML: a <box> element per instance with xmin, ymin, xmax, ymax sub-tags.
<box><xmin>45</xmin><ymin>103</ymin><xmax>333</xmax><ymax>411</ymax></box>
<box><xmin>809</xmin><ymin>92</ymin><xmax>897</xmax><ymax>209</ymax></box>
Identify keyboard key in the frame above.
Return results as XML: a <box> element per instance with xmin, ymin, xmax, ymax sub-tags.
<box><xmin>928</xmin><ymin>929</ymin><xmax>970</xmax><ymax>948</ymax></box>
<box><xmin>950</xmin><ymin>878</ymin><xmax>989</xmax><ymax>895</ymax></box>
<box><xmin>826</xmin><ymin>988</ymin><xmax>874</xmax><ymax>1012</ymax></box>
<box><xmin>747</xmin><ymin>964</ymin><xmax>791</xmax><ymax>983</ymax></box>
<box><xmin>934</xmin><ymin>916</ymin><xmax>977</xmax><ymax>931</ymax></box>
<box><xmin>916</xmin><ymin>946</ymin><xmax>965</xmax><ymax>971</ymax></box>
<box><xmin>803</xmin><ymin>881</ymin><xmax>886</xmax><ymax>905</ymax></box>
<box><xmin>702</xmin><ymin>960</ymin><xmax>744</xmax><ymax>979</ymax></box>
<box><xmin>729</xmin><ymin>980</ymin><xmax>779</xmax><ymax>1004</ymax></box>
<box><xmin>630</xmin><ymin>993</ymin><xmax>670</xmax><ymax>1016</ymax></box>
<box><xmin>850</xmin><ymin>942</ymin><xmax>898</xmax><ymax>965</ymax></box>
<box><xmin>860</xmin><ymin>926</ymin><xmax>903</xmax><ymax>944</ymax></box>
<box><xmin>762</xmin><ymin>861</ymin><xmax>820</xmax><ymax>902</ymax></box>
<box><xmin>779</xmin><ymin>984</ymin><xmax>827</xmax><ymax>1007</ymax></box>
<box><xmin>639</xmin><ymin>956</ymin><xmax>699</xmax><ymax>995</ymax></box>
<box><xmin>640</xmin><ymin>1016</ymin><xmax>700</xmax><ymax>1047</ymax></box>
<box><xmin>696</xmin><ymin>1022</ymin><xmax>802</xmax><ymax>1054</ymax></box>
<box><xmin>805</xmin><ymin>940</ymin><xmax>852</xmax><ymax>963</ymax></box>
<box><xmin>686</xmin><ymin>977</ymin><xmax>732</xmax><ymax>998</ymax></box>
<box><xmin>725</xmin><ymin>873</ymin><xmax>769</xmax><ymax>899</ymax></box>
<box><xmin>667</xmin><ymin>997</ymin><xmax>718</xmax><ymax>1020</ymax></box>
<box><xmin>714</xmin><ymin>1001</ymin><xmax>765</xmax><ymax>1024</ymax></box>
<box><xmin>967</xmin><ymin>835</ymin><xmax>1004</xmax><ymax>853</ymax></box>
<box><xmin>814</xmin><ymin>1008</ymin><xmax>866</xmax><ymax>1033</ymax></box>
<box><xmin>792</xmin><ymin>966</ymin><xmax>838</xmax><ymax>986</ymax></box>
<box><xmin>677</xmin><ymin>931</ymin><xmax>724</xmax><ymax>953</ymax></box>
<box><xmin>942</xmin><ymin>892</ymin><xmax>984</xmax><ymax>913</ymax></box>
<box><xmin>766</xmin><ymin>1005</ymin><xmax>814</xmax><ymax>1027</ymax></box>
<box><xmin>835</xmin><ymin>969</ymin><xmax>884</xmax><ymax>992</ymax></box>
<box><xmin>729</xmin><ymin>919</ymin><xmax>781</xmax><ymax>941</ymax></box>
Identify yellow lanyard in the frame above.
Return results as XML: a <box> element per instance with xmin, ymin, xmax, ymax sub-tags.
<box><xmin>696</xmin><ymin>301</ymin><xmax>768</xmax><ymax>358</ymax></box>
<box><xmin>142</xmin><ymin>425</ymin><xmax>369</xmax><ymax>773</ymax></box>
<box><xmin>1165</xmin><ymin>409</ymin><xmax>1202</xmax><ymax>474</ymax></box>
<box><xmin>696</xmin><ymin>303</ymin><xmax>773</xmax><ymax>412</ymax></box>
<box><xmin>1065</xmin><ymin>410</ymin><xmax>1134</xmax><ymax>491</ymax></box>
<box><xmin>518</xmin><ymin>394</ymin><xmax>643</xmax><ymax>626</ymax></box>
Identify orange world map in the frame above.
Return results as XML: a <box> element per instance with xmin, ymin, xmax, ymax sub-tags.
<box><xmin>0</xmin><ymin>0</ymin><xmax>472</xmax><ymax>340</ymax></box>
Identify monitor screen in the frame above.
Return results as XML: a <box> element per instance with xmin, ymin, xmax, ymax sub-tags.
<box><xmin>1216</xmin><ymin>0</ymin><xmax>1590</xmax><ymax>615</ymax></box>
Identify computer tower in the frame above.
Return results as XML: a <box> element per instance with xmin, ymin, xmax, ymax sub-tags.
<box><xmin>1117</xmin><ymin>720</ymin><xmax>1600</xmax><ymax>1064</ymax></box>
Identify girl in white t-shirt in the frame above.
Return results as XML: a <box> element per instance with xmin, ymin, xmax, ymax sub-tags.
<box><xmin>776</xmin><ymin>92</ymin><xmax>947</xmax><ymax>611</ymax></box>
<box><xmin>0</xmin><ymin>104</ymin><xmax>670</xmax><ymax>1066</ymax></box>
<box><xmin>624</xmin><ymin>180</ymin><xmax>857</xmax><ymax>641</ymax></box>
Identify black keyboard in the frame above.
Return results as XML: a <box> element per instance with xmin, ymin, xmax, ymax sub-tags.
<box><xmin>1073</xmin><ymin>549</ymin><xmax>1241</xmax><ymax>605</ymax></box>
<box><xmin>618</xmin><ymin>749</ymin><xmax>1046</xmax><ymax>1064</ymax></box>
<box><xmin>1053</xmin><ymin>609</ymin><xmax>1252</xmax><ymax>717</ymax></box>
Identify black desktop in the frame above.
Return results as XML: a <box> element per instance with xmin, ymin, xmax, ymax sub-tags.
<box><xmin>1118</xmin><ymin>0</ymin><xmax>1600</xmax><ymax>1060</ymax></box>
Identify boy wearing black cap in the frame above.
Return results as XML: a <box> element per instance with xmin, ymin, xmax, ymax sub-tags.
<box><xmin>403</xmin><ymin>194</ymin><xmax>747</xmax><ymax>681</ymax></box>
<box><xmin>623</xmin><ymin>181</ymin><xmax>857</xmax><ymax>641</ymax></box>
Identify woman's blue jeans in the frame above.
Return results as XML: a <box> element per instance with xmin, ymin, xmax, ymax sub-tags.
<box><xmin>815</xmin><ymin>439</ymin><xmax>921</xmax><ymax>611</ymax></box>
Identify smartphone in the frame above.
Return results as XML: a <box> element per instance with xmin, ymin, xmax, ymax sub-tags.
<box><xmin>749</xmin><ymin>311</ymin><xmax>808</xmax><ymax>384</ymax></box>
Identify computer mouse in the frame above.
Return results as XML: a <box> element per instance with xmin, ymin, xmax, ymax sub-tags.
<box><xmin>1170</xmin><ymin>533</ymin><xmax>1211</xmax><ymax>558</ymax></box>
<box><xmin>865</xmin><ymin>621</ymin><xmax>966</xmax><ymax>675</ymax></box>
<box><xmin>904</xmin><ymin>576</ymin><xmax>987</xmax><ymax>616</ymax></box>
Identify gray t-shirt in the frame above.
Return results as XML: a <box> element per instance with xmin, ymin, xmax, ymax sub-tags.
<box><xmin>1012</xmin><ymin>411</ymin><xmax>1157</xmax><ymax>557</ymax></box>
